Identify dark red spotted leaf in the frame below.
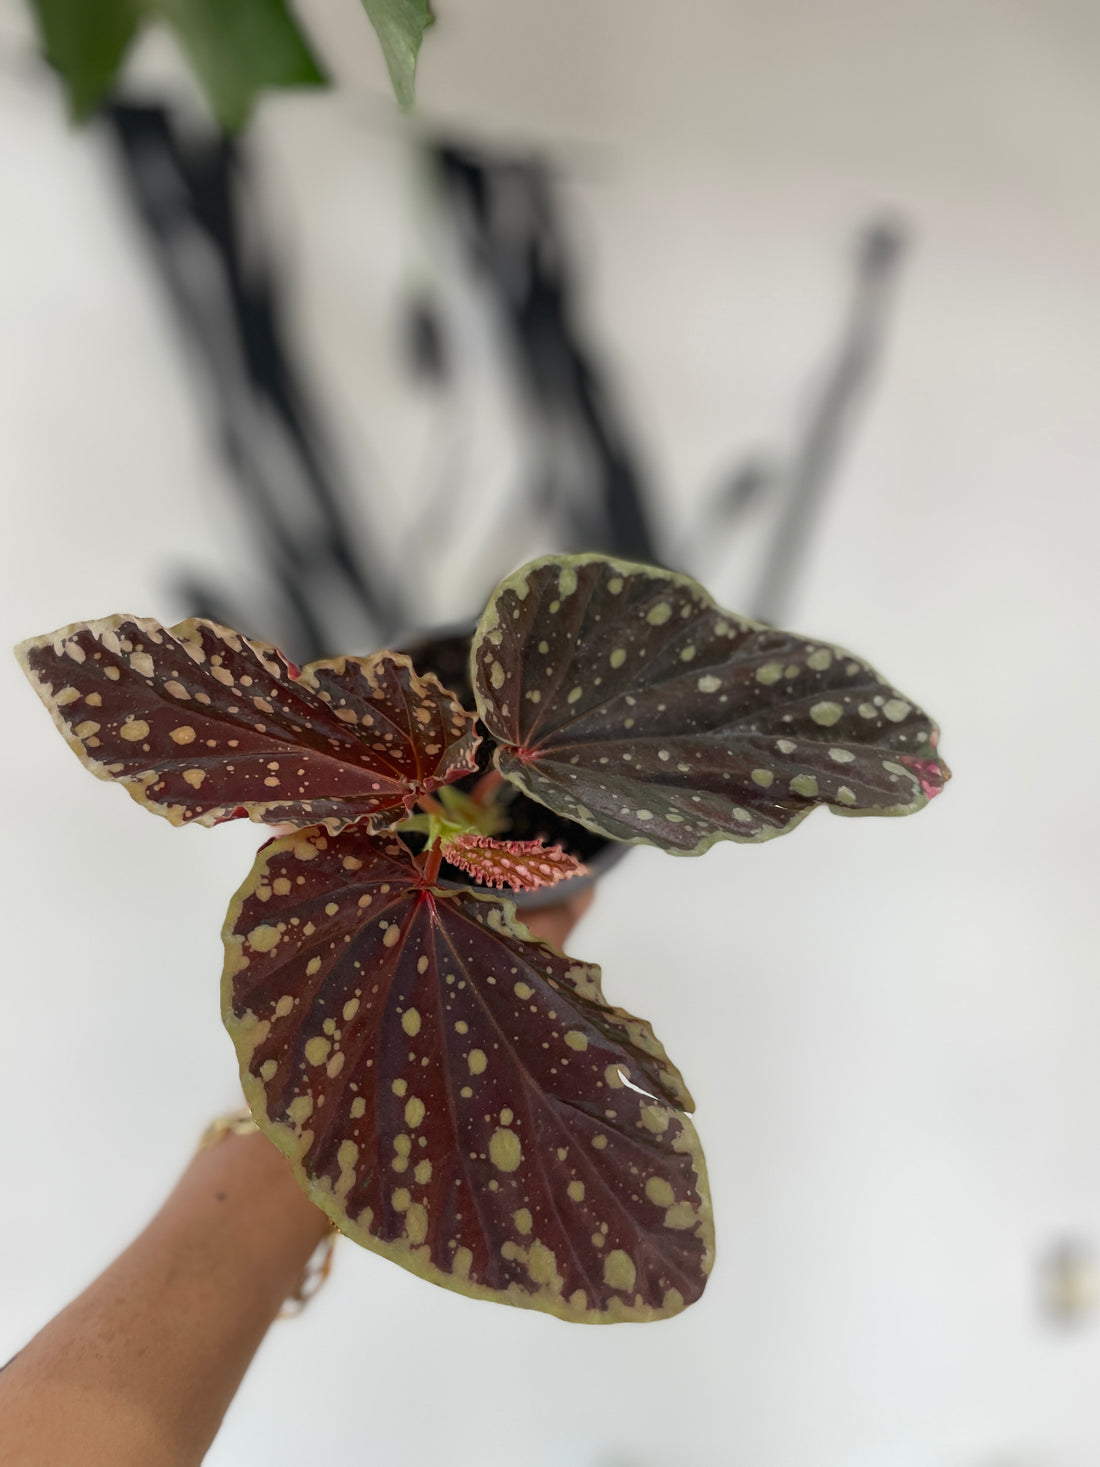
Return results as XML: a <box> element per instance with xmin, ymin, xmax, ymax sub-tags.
<box><xmin>472</xmin><ymin>554</ymin><xmax>950</xmax><ymax>855</ymax></box>
<box><xmin>16</xmin><ymin>616</ymin><xmax>479</xmax><ymax>831</ymax></box>
<box><xmin>441</xmin><ymin>834</ymin><xmax>589</xmax><ymax>892</ymax></box>
<box><xmin>222</xmin><ymin>825</ymin><xmax>710</xmax><ymax>1321</ymax></box>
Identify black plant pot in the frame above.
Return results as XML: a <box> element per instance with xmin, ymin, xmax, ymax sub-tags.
<box><xmin>398</xmin><ymin>624</ymin><xmax>629</xmax><ymax>911</ymax></box>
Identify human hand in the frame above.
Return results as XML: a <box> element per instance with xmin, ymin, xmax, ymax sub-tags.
<box><xmin>514</xmin><ymin>885</ymin><xmax>596</xmax><ymax>950</ymax></box>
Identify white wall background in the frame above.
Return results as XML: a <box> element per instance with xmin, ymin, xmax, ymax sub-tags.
<box><xmin>2</xmin><ymin>2</ymin><xmax>1099</xmax><ymax>1464</ymax></box>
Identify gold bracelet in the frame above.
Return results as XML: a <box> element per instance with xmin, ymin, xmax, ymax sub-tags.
<box><xmin>198</xmin><ymin>1110</ymin><xmax>258</xmax><ymax>1148</ymax></box>
<box><xmin>198</xmin><ymin>1109</ymin><xmax>337</xmax><ymax>1318</ymax></box>
<box><xmin>279</xmin><ymin>1229</ymin><xmax>337</xmax><ymax>1318</ymax></box>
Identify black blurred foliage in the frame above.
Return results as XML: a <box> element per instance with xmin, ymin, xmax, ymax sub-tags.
<box><xmin>107</xmin><ymin>104</ymin><xmax>398</xmax><ymax>661</ymax></box>
<box><xmin>102</xmin><ymin>106</ymin><xmax>905</xmax><ymax>666</ymax></box>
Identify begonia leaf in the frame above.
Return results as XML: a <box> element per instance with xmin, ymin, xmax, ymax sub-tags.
<box><xmin>440</xmin><ymin>834</ymin><xmax>589</xmax><ymax>892</ymax></box>
<box><xmin>472</xmin><ymin>554</ymin><xmax>950</xmax><ymax>855</ymax></box>
<box><xmin>17</xmin><ymin>617</ymin><xmax>478</xmax><ymax>832</ymax></box>
<box><xmin>223</xmin><ymin>825</ymin><xmax>710</xmax><ymax>1321</ymax></box>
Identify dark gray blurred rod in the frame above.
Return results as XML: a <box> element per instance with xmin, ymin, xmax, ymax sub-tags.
<box><xmin>752</xmin><ymin>220</ymin><xmax>907</xmax><ymax>626</ymax></box>
<box><xmin>103</xmin><ymin>104</ymin><xmax>403</xmax><ymax>661</ymax></box>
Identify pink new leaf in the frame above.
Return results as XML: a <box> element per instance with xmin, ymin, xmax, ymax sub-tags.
<box><xmin>441</xmin><ymin>833</ymin><xmax>589</xmax><ymax>892</ymax></box>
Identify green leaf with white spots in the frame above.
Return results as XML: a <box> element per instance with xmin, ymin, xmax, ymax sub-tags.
<box><xmin>472</xmin><ymin>554</ymin><xmax>950</xmax><ymax>856</ymax></box>
<box><xmin>16</xmin><ymin>615</ymin><xmax>478</xmax><ymax>832</ymax></box>
<box><xmin>223</xmin><ymin>824</ymin><xmax>712</xmax><ymax>1321</ymax></box>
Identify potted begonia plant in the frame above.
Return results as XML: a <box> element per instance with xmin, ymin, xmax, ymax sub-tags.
<box><xmin>16</xmin><ymin>552</ymin><xmax>948</xmax><ymax>1323</ymax></box>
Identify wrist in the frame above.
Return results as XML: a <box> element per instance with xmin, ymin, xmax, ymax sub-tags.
<box><xmin>188</xmin><ymin>1123</ymin><xmax>334</xmax><ymax>1253</ymax></box>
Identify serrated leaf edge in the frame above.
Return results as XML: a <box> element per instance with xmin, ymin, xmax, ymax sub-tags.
<box><xmin>15</xmin><ymin>617</ymin><xmax>476</xmax><ymax>833</ymax></box>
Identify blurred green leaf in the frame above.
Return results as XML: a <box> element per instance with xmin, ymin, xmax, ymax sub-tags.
<box><xmin>27</xmin><ymin>0</ymin><xmax>326</xmax><ymax>132</ymax></box>
<box><xmin>30</xmin><ymin>0</ymin><xmax>142</xmax><ymax>119</ymax></box>
<box><xmin>360</xmin><ymin>0</ymin><xmax>432</xmax><ymax>110</ymax></box>
<box><xmin>157</xmin><ymin>0</ymin><xmax>327</xmax><ymax>130</ymax></box>
<box><xmin>28</xmin><ymin>0</ymin><xmax>431</xmax><ymax>126</ymax></box>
